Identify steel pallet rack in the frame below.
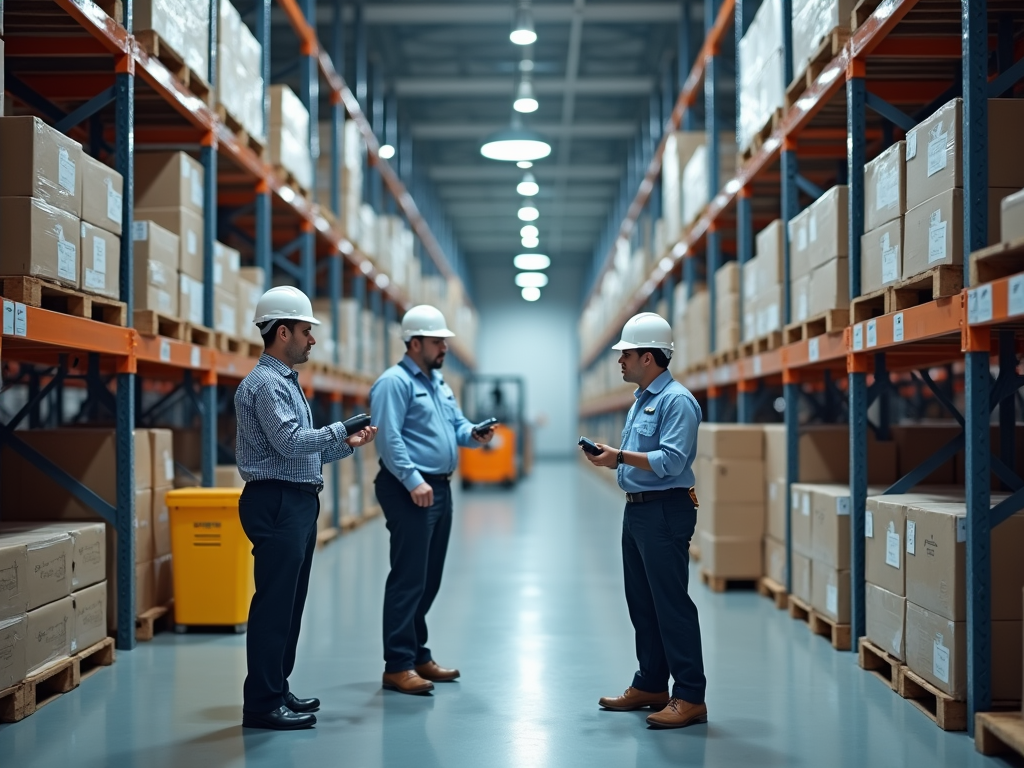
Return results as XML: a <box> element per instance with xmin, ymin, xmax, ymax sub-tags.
<box><xmin>0</xmin><ymin>0</ymin><xmax>474</xmax><ymax>652</ymax></box>
<box><xmin>577</xmin><ymin>0</ymin><xmax>1024</xmax><ymax>736</ymax></box>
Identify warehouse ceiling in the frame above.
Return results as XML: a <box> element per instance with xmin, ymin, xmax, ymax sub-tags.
<box><xmin>272</xmin><ymin>1</ymin><xmax>691</xmax><ymax>279</ymax></box>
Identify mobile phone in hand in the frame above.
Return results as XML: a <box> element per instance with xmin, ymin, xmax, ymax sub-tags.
<box><xmin>578</xmin><ymin>436</ymin><xmax>603</xmax><ymax>456</ymax></box>
<box><xmin>343</xmin><ymin>414</ymin><xmax>371</xmax><ymax>433</ymax></box>
<box><xmin>472</xmin><ymin>417</ymin><xmax>499</xmax><ymax>436</ymax></box>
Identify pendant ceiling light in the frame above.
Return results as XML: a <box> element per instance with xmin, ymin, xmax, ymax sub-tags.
<box><xmin>514</xmin><ymin>78</ymin><xmax>539</xmax><ymax>113</ymax></box>
<box><xmin>520</xmin><ymin>225</ymin><xmax>539</xmax><ymax>238</ymax></box>
<box><xmin>521</xmin><ymin>286</ymin><xmax>541</xmax><ymax>301</ymax></box>
<box><xmin>517</xmin><ymin>205</ymin><xmax>539</xmax><ymax>222</ymax></box>
<box><xmin>481</xmin><ymin>122</ymin><xmax>551</xmax><ymax>162</ymax></box>
<box><xmin>515</xmin><ymin>271</ymin><xmax>549</xmax><ymax>288</ymax></box>
<box><xmin>517</xmin><ymin>161</ymin><xmax>533</xmax><ymax>169</ymax></box>
<box><xmin>514</xmin><ymin>253</ymin><xmax>550</xmax><ymax>270</ymax></box>
<box><xmin>517</xmin><ymin>172</ymin><xmax>539</xmax><ymax>196</ymax></box>
<box><xmin>510</xmin><ymin>1</ymin><xmax>537</xmax><ymax>45</ymax></box>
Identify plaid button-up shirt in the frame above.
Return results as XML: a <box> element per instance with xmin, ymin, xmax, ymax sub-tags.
<box><xmin>235</xmin><ymin>354</ymin><xmax>352</xmax><ymax>485</ymax></box>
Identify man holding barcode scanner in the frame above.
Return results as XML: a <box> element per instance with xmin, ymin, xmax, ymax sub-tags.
<box><xmin>580</xmin><ymin>312</ymin><xmax>708</xmax><ymax>729</ymax></box>
<box><xmin>370</xmin><ymin>305</ymin><xmax>495</xmax><ymax>695</ymax></box>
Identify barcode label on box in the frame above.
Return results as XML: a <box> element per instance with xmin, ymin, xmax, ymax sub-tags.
<box><xmin>836</xmin><ymin>497</ymin><xmax>850</xmax><ymax>516</ymax></box>
<box><xmin>907</xmin><ymin>520</ymin><xmax>916</xmax><ymax>555</ymax></box>
<box><xmin>893</xmin><ymin>312</ymin><xmax>904</xmax><ymax>342</ymax></box>
<box><xmin>58</xmin><ymin>147</ymin><xmax>76</xmax><ymax>192</ymax></box>
<box><xmin>933</xmin><ymin>635</ymin><xmax>950</xmax><ymax>683</ymax></box>
<box><xmin>106</xmin><ymin>179</ymin><xmax>123</xmax><ymax>224</ymax></box>
<box><xmin>906</xmin><ymin>131</ymin><xmax>917</xmax><ymax>159</ymax></box>
<box><xmin>826</xmin><ymin>583</ymin><xmax>838</xmax><ymax>615</ymax></box>
<box><xmin>928</xmin><ymin>213</ymin><xmax>947</xmax><ymax>264</ymax></box>
<box><xmin>927</xmin><ymin>130</ymin><xmax>948</xmax><ymax>177</ymax></box>
<box><xmin>885</xmin><ymin>524</ymin><xmax>900</xmax><ymax>568</ymax></box>
<box><xmin>866</xmin><ymin>510</ymin><xmax>874</xmax><ymax>538</ymax></box>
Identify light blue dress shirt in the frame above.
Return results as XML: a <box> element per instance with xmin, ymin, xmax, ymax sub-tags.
<box><xmin>617</xmin><ymin>369</ymin><xmax>702</xmax><ymax>494</ymax></box>
<box><xmin>370</xmin><ymin>355</ymin><xmax>478</xmax><ymax>491</ymax></box>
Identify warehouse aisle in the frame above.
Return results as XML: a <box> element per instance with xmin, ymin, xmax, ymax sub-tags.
<box><xmin>0</xmin><ymin>462</ymin><xmax>1011</xmax><ymax>768</ymax></box>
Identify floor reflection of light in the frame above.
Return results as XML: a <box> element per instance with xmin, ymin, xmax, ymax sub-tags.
<box><xmin>513</xmin><ymin>631</ymin><xmax>549</xmax><ymax>766</ymax></box>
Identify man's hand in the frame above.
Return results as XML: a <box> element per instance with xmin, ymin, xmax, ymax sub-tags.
<box><xmin>345</xmin><ymin>426</ymin><xmax>378</xmax><ymax>448</ymax></box>
<box><xmin>410</xmin><ymin>482</ymin><xmax>434</xmax><ymax>508</ymax></box>
<box><xmin>583</xmin><ymin>442</ymin><xmax>618</xmax><ymax>469</ymax></box>
<box><xmin>471</xmin><ymin>427</ymin><xmax>495</xmax><ymax>444</ymax></box>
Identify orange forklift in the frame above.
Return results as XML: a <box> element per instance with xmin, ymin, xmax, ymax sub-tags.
<box><xmin>458</xmin><ymin>375</ymin><xmax>527</xmax><ymax>489</ymax></box>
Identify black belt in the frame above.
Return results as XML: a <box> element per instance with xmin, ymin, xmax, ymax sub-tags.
<box><xmin>379</xmin><ymin>461</ymin><xmax>452</xmax><ymax>484</ymax></box>
<box><xmin>246</xmin><ymin>478</ymin><xmax>323</xmax><ymax>495</ymax></box>
<box><xmin>625</xmin><ymin>487</ymin><xmax>693</xmax><ymax>505</ymax></box>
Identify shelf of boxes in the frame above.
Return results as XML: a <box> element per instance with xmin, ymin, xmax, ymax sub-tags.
<box><xmin>577</xmin><ymin>0</ymin><xmax>1024</xmax><ymax>738</ymax></box>
<box><xmin>0</xmin><ymin>0</ymin><xmax>478</xmax><ymax>659</ymax></box>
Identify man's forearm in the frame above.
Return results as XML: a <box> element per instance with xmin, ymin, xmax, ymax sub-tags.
<box><xmin>620</xmin><ymin>450</ymin><xmax>653</xmax><ymax>472</ymax></box>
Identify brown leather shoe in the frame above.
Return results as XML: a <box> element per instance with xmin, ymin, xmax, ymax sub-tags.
<box><xmin>645</xmin><ymin>698</ymin><xmax>708</xmax><ymax>728</ymax></box>
<box><xmin>415</xmin><ymin>660</ymin><xmax>460</xmax><ymax>682</ymax></box>
<box><xmin>598</xmin><ymin>687</ymin><xmax>670</xmax><ymax>712</ymax></box>
<box><xmin>382</xmin><ymin>670</ymin><xmax>435</xmax><ymax>695</ymax></box>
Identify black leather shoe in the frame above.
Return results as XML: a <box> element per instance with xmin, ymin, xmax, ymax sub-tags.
<box><xmin>285</xmin><ymin>692</ymin><xmax>321</xmax><ymax>713</ymax></box>
<box><xmin>242</xmin><ymin>706</ymin><xmax>316</xmax><ymax>730</ymax></box>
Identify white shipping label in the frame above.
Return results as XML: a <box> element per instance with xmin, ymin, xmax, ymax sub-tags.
<box><xmin>1009</xmin><ymin>274</ymin><xmax>1024</xmax><ymax>317</ymax></box>
<box><xmin>159</xmin><ymin>339</ymin><xmax>171</xmax><ymax>362</ymax></box>
<box><xmin>84</xmin><ymin>269</ymin><xmax>105</xmax><ymax>291</ymax></box>
<box><xmin>57</xmin><ymin>233</ymin><xmax>77</xmax><ymax>282</ymax></box>
<box><xmin>769</xmin><ymin>481</ymin><xmax>777</xmax><ymax>501</ymax></box>
<box><xmin>809</xmin><ymin>215</ymin><xmax>818</xmax><ymax>243</ymax></box>
<box><xmin>893</xmin><ymin>312</ymin><xmax>904</xmax><ymax>342</ymax></box>
<box><xmin>58</xmin><ymin>147</ymin><xmax>76</xmax><ymax>192</ymax></box>
<box><xmin>792</xmin><ymin>490</ymin><xmax>801</xmax><ymax>510</ymax></box>
<box><xmin>906</xmin><ymin>131</ymin><xmax>918</xmax><ymax>160</ymax></box>
<box><xmin>853</xmin><ymin>323</ymin><xmax>864</xmax><ymax>351</ymax></box>
<box><xmin>214</xmin><ymin>262</ymin><xmax>223</xmax><ymax>285</ymax></box>
<box><xmin>927</xmin><ymin>130</ymin><xmax>948</xmax><ymax>177</ymax></box>
<box><xmin>164</xmin><ymin>451</ymin><xmax>174</xmax><ymax>481</ymax></box>
<box><xmin>3</xmin><ymin>300</ymin><xmax>14</xmax><ymax>335</ymax></box>
<box><xmin>885</xmin><ymin>525</ymin><xmax>901</xmax><ymax>568</ymax></box>
<box><xmin>826</xmin><ymin>583</ymin><xmax>838</xmax><ymax>615</ymax></box>
<box><xmin>92</xmin><ymin>237</ymin><xmax>106</xmax><ymax>274</ymax></box>
<box><xmin>876</xmin><ymin>166</ymin><xmax>898</xmax><ymax>211</ymax></box>
<box><xmin>798</xmin><ymin>226</ymin><xmax>807</xmax><ymax>252</ymax></box>
<box><xmin>928</xmin><ymin>218</ymin><xmax>948</xmax><ymax>264</ymax></box>
<box><xmin>933</xmin><ymin>636</ymin><xmax>950</xmax><ymax>683</ymax></box>
<box><xmin>866</xmin><ymin>510</ymin><xmax>874</xmax><ymax>538</ymax></box>
<box><xmin>150</xmin><ymin>262</ymin><xmax>169</xmax><ymax>287</ymax></box>
<box><xmin>187</xmin><ymin>230</ymin><xmax>198</xmax><ymax>256</ymax></box>
<box><xmin>836</xmin><ymin>497</ymin><xmax>850</xmax><ymax>516</ymax></box>
<box><xmin>867</xmin><ymin>319</ymin><xmax>877</xmax><ymax>348</ymax></box>
<box><xmin>907</xmin><ymin>520</ymin><xmax>916</xmax><ymax>555</ymax></box>
<box><xmin>14</xmin><ymin>303</ymin><xmax>27</xmax><ymax>337</ymax></box>
<box><xmin>190</xmin><ymin>346</ymin><xmax>201</xmax><ymax>368</ymax></box>
<box><xmin>882</xmin><ymin>245</ymin><xmax>899</xmax><ymax>284</ymax></box>
<box><xmin>802</xmin><ymin>493</ymin><xmax>810</xmax><ymax>517</ymax></box>
<box><xmin>957</xmin><ymin>518</ymin><xmax>967</xmax><ymax>543</ymax></box>
<box><xmin>221</xmin><ymin>306</ymin><xmax>236</xmax><ymax>333</ymax></box>
<box><xmin>968</xmin><ymin>285</ymin><xmax>993</xmax><ymax>325</ymax></box>
<box><xmin>808</xmin><ymin>337</ymin><xmax>820</xmax><ymax>362</ymax></box>
<box><xmin>106</xmin><ymin>179</ymin><xmax>123</xmax><ymax>224</ymax></box>
<box><xmin>190</xmin><ymin>169</ymin><xmax>204</xmax><ymax>207</ymax></box>
<box><xmin>157</xmin><ymin>290</ymin><xmax>172</xmax><ymax>313</ymax></box>
<box><xmin>133</xmin><ymin>221</ymin><xmax>149</xmax><ymax>241</ymax></box>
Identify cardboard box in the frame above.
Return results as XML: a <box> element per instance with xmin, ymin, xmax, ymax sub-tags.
<box><xmin>179</xmin><ymin>273</ymin><xmax>204</xmax><ymax>325</ymax></box>
<box><xmin>661</xmin><ymin>132</ymin><xmax>706</xmax><ymax>240</ymax></box>
<box><xmin>808</xmin><ymin>257</ymin><xmax>849</xmax><ymax>317</ymax></box>
<box><xmin>764</xmin><ymin>535</ymin><xmax>787</xmax><ymax>585</ymax></box>
<box><xmin>757</xmin><ymin>283</ymin><xmax>783</xmax><ymax>337</ymax></box>
<box><xmin>0</xmin><ymin>539</ymin><xmax>31</xmax><ymax>619</ymax></box>
<box><xmin>0</xmin><ymin>116</ymin><xmax>83</xmax><ymax>216</ymax></box>
<box><xmin>132</xmin><ymin>220</ymin><xmax>180</xmax><ymax>316</ymax></box>
<box><xmin>699</xmin><ymin>531</ymin><xmax>762</xmax><ymax>579</ymax></box>
<box><xmin>72</xmin><ymin>580</ymin><xmax>107</xmax><ymax>651</ymax></box>
<box><xmin>893</xmin><ymin>423</ymin><xmax>960</xmax><ymax>485</ymax></box>
<box><xmin>2</xmin><ymin>522</ymin><xmax>106</xmax><ymax>591</ymax></box>
<box><xmin>0</xmin><ymin>614</ymin><xmax>28</xmax><ymax>689</ymax></box>
<box><xmin>1003</xmin><ymin>188</ymin><xmax>1024</xmax><ymax>244</ymax></box>
<box><xmin>860</xmin><ymin>217</ymin><xmax>903</xmax><ymax>295</ymax></box>
<box><xmin>903</xmin><ymin>188</ymin><xmax>1011</xmax><ymax>277</ymax></box>
<box><xmin>152</xmin><ymin>486</ymin><xmax>172</xmax><ymax>558</ymax></box>
<box><xmin>865</xmin><ymin>141</ymin><xmax>906</xmax><ymax>232</ymax></box>
<box><xmin>694</xmin><ymin>456</ymin><xmax>765</xmax><ymax>504</ymax></box>
<box><xmin>811</xmin><ymin>560</ymin><xmax>850</xmax><ymax>623</ymax></box>
<box><xmin>108</xmin><ymin>560</ymin><xmax>154</xmax><ymax>630</ymax></box>
<box><xmin>810</xmin><ymin>484</ymin><xmax>853</xmax><ymax>570</ymax></box>
<box><xmin>866</xmin><ymin>583</ymin><xmax>906</xmax><ymax>660</ymax></box>
<box><xmin>213</xmin><ymin>286</ymin><xmax>238</xmax><ymax>335</ymax></box>
<box><xmin>790</xmin><ymin>273</ymin><xmax>811</xmax><ymax>322</ymax></box>
<box><xmin>0</xmin><ymin>196</ymin><xmax>81</xmax><ymax>288</ymax></box>
<box><xmin>696</xmin><ymin>424</ymin><xmax>764</xmax><ymax>459</ymax></box>
<box><xmin>790</xmin><ymin>484</ymin><xmax>815</xmax><ymax>557</ymax></box>
<box><xmin>701</xmin><ymin>501</ymin><xmax>765</xmax><ymax>538</ymax></box>
<box><xmin>766</xmin><ymin>477</ymin><xmax>787</xmax><ymax>541</ymax></box>
<box><xmin>714</xmin><ymin>260</ymin><xmax>740</xmax><ymax>298</ymax></box>
<box><xmin>906</xmin><ymin>98</ymin><xmax>1024</xmax><ymax>210</ymax></box>
<box><xmin>792</xmin><ymin>551</ymin><xmax>812</xmax><ymax>603</ymax></box>
<box><xmin>805</xmin><ymin>185</ymin><xmax>849</xmax><ymax>270</ymax></box>
<box><xmin>215</xmin><ymin>465</ymin><xmax>244</xmax><ymax>488</ymax></box>
<box><xmin>80</xmin><ymin>154</ymin><xmax>123</xmax><ymax>235</ymax></box>
<box><xmin>906</xmin><ymin>601</ymin><xmax>1022</xmax><ymax>700</ymax></box>
<box><xmin>236</xmin><ymin>277</ymin><xmax>263</xmax><ymax>343</ymax></box>
<box><xmin>25</xmin><ymin>595</ymin><xmax>73</xmax><ymax>674</ymax></box>
<box><xmin>149</xmin><ymin>428</ymin><xmax>175</xmax><ymax>488</ymax></box>
<box><xmin>153</xmin><ymin>555</ymin><xmax>173</xmax><ymax>606</ymax></box>
<box><xmin>905</xmin><ymin>503</ymin><xmax>1024</xmax><ymax>622</ymax></box>
<box><xmin>136</xmin><ymin>206</ymin><xmax>204</xmax><ymax>280</ymax></box>
<box><xmin>134</xmin><ymin>151</ymin><xmax>204</xmax><ymax>214</ymax></box>
<box><xmin>755</xmin><ymin>220</ymin><xmax>785</xmax><ymax>285</ymax></box>
<box><xmin>787</xmin><ymin>207</ymin><xmax>814</xmax><ymax>281</ymax></box>
<box><xmin>0</xmin><ymin>530</ymin><xmax>72</xmax><ymax>610</ymax></box>
<box><xmin>214</xmin><ymin>241</ymin><xmax>240</xmax><ymax>294</ymax></box>
<box><xmin>79</xmin><ymin>222</ymin><xmax>120</xmax><ymax>299</ymax></box>
<box><xmin>763</xmin><ymin>424</ymin><xmax>898</xmax><ymax>485</ymax></box>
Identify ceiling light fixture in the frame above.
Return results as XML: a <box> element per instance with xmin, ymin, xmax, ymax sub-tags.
<box><xmin>481</xmin><ymin>122</ymin><xmax>551</xmax><ymax>162</ymax></box>
<box><xmin>517</xmin><ymin>172</ymin><xmax>539</xmax><ymax>196</ymax></box>
<box><xmin>378</xmin><ymin>144</ymin><xmax>396</xmax><ymax>160</ymax></box>
<box><xmin>517</xmin><ymin>205</ymin><xmax>539</xmax><ymax>221</ymax></box>
<box><xmin>520</xmin><ymin>225</ymin><xmax>539</xmax><ymax>238</ymax></box>
<box><xmin>513</xmin><ymin>79</ymin><xmax>539</xmax><ymax>113</ymax></box>
<box><xmin>522</xmin><ymin>236</ymin><xmax>540</xmax><ymax>248</ymax></box>
<box><xmin>514</xmin><ymin>253</ymin><xmax>550</xmax><ymax>270</ymax></box>
<box><xmin>521</xmin><ymin>286</ymin><xmax>541</xmax><ymax>301</ymax></box>
<box><xmin>517</xmin><ymin>161</ymin><xmax>533</xmax><ymax>169</ymax></box>
<box><xmin>510</xmin><ymin>1</ymin><xmax>537</xmax><ymax>45</ymax></box>
<box><xmin>515</xmin><ymin>271</ymin><xmax>549</xmax><ymax>288</ymax></box>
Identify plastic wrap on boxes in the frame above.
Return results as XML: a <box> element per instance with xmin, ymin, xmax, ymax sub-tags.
<box><xmin>0</xmin><ymin>196</ymin><xmax>81</xmax><ymax>288</ymax></box>
<box><xmin>269</xmin><ymin>85</ymin><xmax>313</xmax><ymax>192</ymax></box>
<box><xmin>681</xmin><ymin>142</ymin><xmax>737</xmax><ymax>227</ymax></box>
<box><xmin>217</xmin><ymin>0</ymin><xmax>265</xmax><ymax>141</ymax></box>
<box><xmin>737</xmin><ymin>0</ymin><xmax>784</xmax><ymax>150</ymax></box>
<box><xmin>0</xmin><ymin>116</ymin><xmax>84</xmax><ymax>216</ymax></box>
<box><xmin>136</xmin><ymin>0</ymin><xmax>210</xmax><ymax>80</ymax></box>
<box><xmin>791</xmin><ymin>0</ymin><xmax>853</xmax><ymax>81</ymax></box>
<box><xmin>864</xmin><ymin>141</ymin><xmax>906</xmax><ymax>232</ymax></box>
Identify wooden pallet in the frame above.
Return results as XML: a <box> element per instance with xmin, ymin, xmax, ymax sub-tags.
<box><xmin>851</xmin><ymin>0</ymin><xmax>885</xmax><ymax>31</ymax></box>
<box><xmin>740</xmin><ymin>108</ymin><xmax>783</xmax><ymax>164</ymax></box>
<box><xmin>850</xmin><ymin>284</ymin><xmax>890</xmax><ymax>324</ymax></box>
<box><xmin>783</xmin><ymin>308</ymin><xmax>849</xmax><ymax>344</ymax></box>
<box><xmin>858</xmin><ymin>637</ymin><xmax>900</xmax><ymax>690</ymax></box>
<box><xmin>808</xmin><ymin>609</ymin><xmax>851</xmax><ymax>651</ymax></box>
<box><xmin>897</xmin><ymin>665</ymin><xmax>966</xmax><ymax>731</ymax></box>
<box><xmin>215</xmin><ymin>103</ymin><xmax>267</xmax><ymax>159</ymax></box>
<box><xmin>788</xmin><ymin>594</ymin><xmax>812</xmax><ymax>622</ymax></box>
<box><xmin>976</xmin><ymin>711</ymin><xmax>1024</xmax><ymax>757</ymax></box>
<box><xmin>135</xmin><ymin>29</ymin><xmax>213</xmax><ymax>105</ymax></box>
<box><xmin>0</xmin><ymin>656</ymin><xmax>78</xmax><ymax>723</ymax></box>
<box><xmin>273</xmin><ymin>166</ymin><xmax>311</xmax><ymax>199</ymax></box>
<box><xmin>785</xmin><ymin>27</ymin><xmax>851</xmax><ymax>110</ymax></box>
<box><xmin>134</xmin><ymin>309</ymin><xmax>188</xmax><ymax>340</ymax></box>
<box><xmin>709</xmin><ymin>347</ymin><xmax>740</xmax><ymax>367</ymax></box>
<box><xmin>215</xmin><ymin>331</ymin><xmax>249</xmax><ymax>355</ymax></box>
<box><xmin>76</xmin><ymin>637</ymin><xmax>116</xmax><ymax>682</ymax></box>
<box><xmin>187</xmin><ymin>323</ymin><xmax>216</xmax><ymax>348</ymax></box>
<box><xmin>889</xmin><ymin>265</ymin><xmax>963</xmax><ymax>312</ymax></box>
<box><xmin>739</xmin><ymin>331</ymin><xmax>783</xmax><ymax>357</ymax></box>
<box><xmin>969</xmin><ymin>236</ymin><xmax>1024</xmax><ymax>286</ymax></box>
<box><xmin>0</xmin><ymin>275</ymin><xmax>127</xmax><ymax>326</ymax></box>
<box><xmin>136</xmin><ymin>602</ymin><xmax>173</xmax><ymax>642</ymax></box>
<box><xmin>699</xmin><ymin>569</ymin><xmax>757</xmax><ymax>593</ymax></box>
<box><xmin>688</xmin><ymin>543</ymin><xmax>701</xmax><ymax>563</ymax></box>
<box><xmin>756</xmin><ymin>576</ymin><xmax>788</xmax><ymax>609</ymax></box>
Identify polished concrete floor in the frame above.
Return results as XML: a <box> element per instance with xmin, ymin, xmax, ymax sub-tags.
<box><xmin>1</xmin><ymin>460</ymin><xmax>1018</xmax><ymax>767</ymax></box>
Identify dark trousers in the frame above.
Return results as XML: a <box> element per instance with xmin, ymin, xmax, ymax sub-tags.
<box><xmin>622</xmin><ymin>493</ymin><xmax>706</xmax><ymax>703</ymax></box>
<box><xmin>375</xmin><ymin>468</ymin><xmax>453</xmax><ymax>673</ymax></box>
<box><xmin>238</xmin><ymin>481</ymin><xmax>320</xmax><ymax>712</ymax></box>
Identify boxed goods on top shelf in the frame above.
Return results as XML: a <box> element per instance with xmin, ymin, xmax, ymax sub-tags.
<box><xmin>787</xmin><ymin>185</ymin><xmax>848</xmax><ymax>323</ymax></box>
<box><xmin>217</xmin><ymin>0</ymin><xmax>265</xmax><ymax>142</ymax></box>
<box><xmin>738</xmin><ymin>0</ymin><xmax>784</xmax><ymax>151</ymax></box>
<box><xmin>136</xmin><ymin>0</ymin><xmax>211</xmax><ymax>80</ymax></box>
<box><xmin>681</xmin><ymin>141</ymin><xmax>737</xmax><ymax>229</ymax></box>
<box><xmin>269</xmin><ymin>85</ymin><xmax>313</xmax><ymax>193</ymax></box>
<box><xmin>790</xmin><ymin>0</ymin><xmax>853</xmax><ymax>84</ymax></box>
<box><xmin>713</xmin><ymin>261</ymin><xmax>740</xmax><ymax>352</ymax></box>
<box><xmin>741</xmin><ymin>220</ymin><xmax>784</xmax><ymax>342</ymax></box>
<box><xmin>661</xmin><ymin>131</ymin><xmax>705</xmax><ymax>243</ymax></box>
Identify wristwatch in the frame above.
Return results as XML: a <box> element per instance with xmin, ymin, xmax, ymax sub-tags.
<box><xmin>616</xmin><ymin>450</ymin><xmax>624</xmax><ymax>466</ymax></box>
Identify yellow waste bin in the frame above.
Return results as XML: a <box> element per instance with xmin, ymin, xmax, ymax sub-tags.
<box><xmin>166</xmin><ymin>488</ymin><xmax>255</xmax><ymax>633</ymax></box>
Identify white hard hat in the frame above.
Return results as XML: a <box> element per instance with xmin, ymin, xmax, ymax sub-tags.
<box><xmin>253</xmin><ymin>286</ymin><xmax>320</xmax><ymax>335</ymax></box>
<box><xmin>612</xmin><ymin>312</ymin><xmax>674</xmax><ymax>354</ymax></box>
<box><xmin>401</xmin><ymin>304</ymin><xmax>455</xmax><ymax>342</ymax></box>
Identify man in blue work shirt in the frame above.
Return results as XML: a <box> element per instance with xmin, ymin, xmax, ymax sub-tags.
<box><xmin>235</xmin><ymin>286</ymin><xmax>376</xmax><ymax>731</ymax></box>
<box><xmin>370</xmin><ymin>304</ymin><xmax>494</xmax><ymax>695</ymax></box>
<box><xmin>583</xmin><ymin>311</ymin><xmax>707</xmax><ymax>729</ymax></box>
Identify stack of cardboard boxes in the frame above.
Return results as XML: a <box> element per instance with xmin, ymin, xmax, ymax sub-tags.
<box><xmin>660</xmin><ymin>132</ymin><xmax>705</xmax><ymax>245</ymax></box>
<box><xmin>1003</xmin><ymin>187</ymin><xmax>1024</xmax><ymax>244</ymax></box>
<box><xmin>135</xmin><ymin>0</ymin><xmax>211</xmax><ymax>81</ymax></box>
<box><xmin>681</xmin><ymin>142</ymin><xmax>737</xmax><ymax>229</ymax></box>
<box><xmin>237</xmin><ymin>266</ymin><xmax>264</xmax><ymax>345</ymax></box>
<box><xmin>268</xmin><ymin>85</ymin><xmax>313</xmax><ymax>194</ymax></box>
<box><xmin>135</xmin><ymin>151</ymin><xmax>206</xmax><ymax>326</ymax></box>
<box><xmin>216</xmin><ymin>0</ymin><xmax>265</xmax><ymax>144</ymax></box>
<box><xmin>670</xmin><ymin>284</ymin><xmax>709</xmax><ymax>373</ymax></box>
<box><xmin>737</xmin><ymin>0</ymin><xmax>785</xmax><ymax>151</ymax></box>
<box><xmin>695</xmin><ymin>425</ymin><xmax>765</xmax><ymax>580</ymax></box>
<box><xmin>787</xmin><ymin>185</ymin><xmax>849</xmax><ymax>324</ymax></box>
<box><xmin>713</xmin><ymin>262</ymin><xmax>741</xmax><ymax>353</ymax></box>
<box><xmin>340</xmin><ymin>120</ymin><xmax>365</xmax><ymax>244</ymax></box>
<box><xmin>790</xmin><ymin>0</ymin><xmax>853</xmax><ymax>83</ymax></box>
<box><xmin>0</xmin><ymin>116</ymin><xmax>124</xmax><ymax>299</ymax></box>
<box><xmin>741</xmin><ymin>220</ymin><xmax>785</xmax><ymax>343</ymax></box>
<box><xmin>213</xmin><ymin>241</ymin><xmax>241</xmax><ymax>335</ymax></box>
<box><xmin>860</xmin><ymin>141</ymin><xmax>906</xmax><ymax>295</ymax></box>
